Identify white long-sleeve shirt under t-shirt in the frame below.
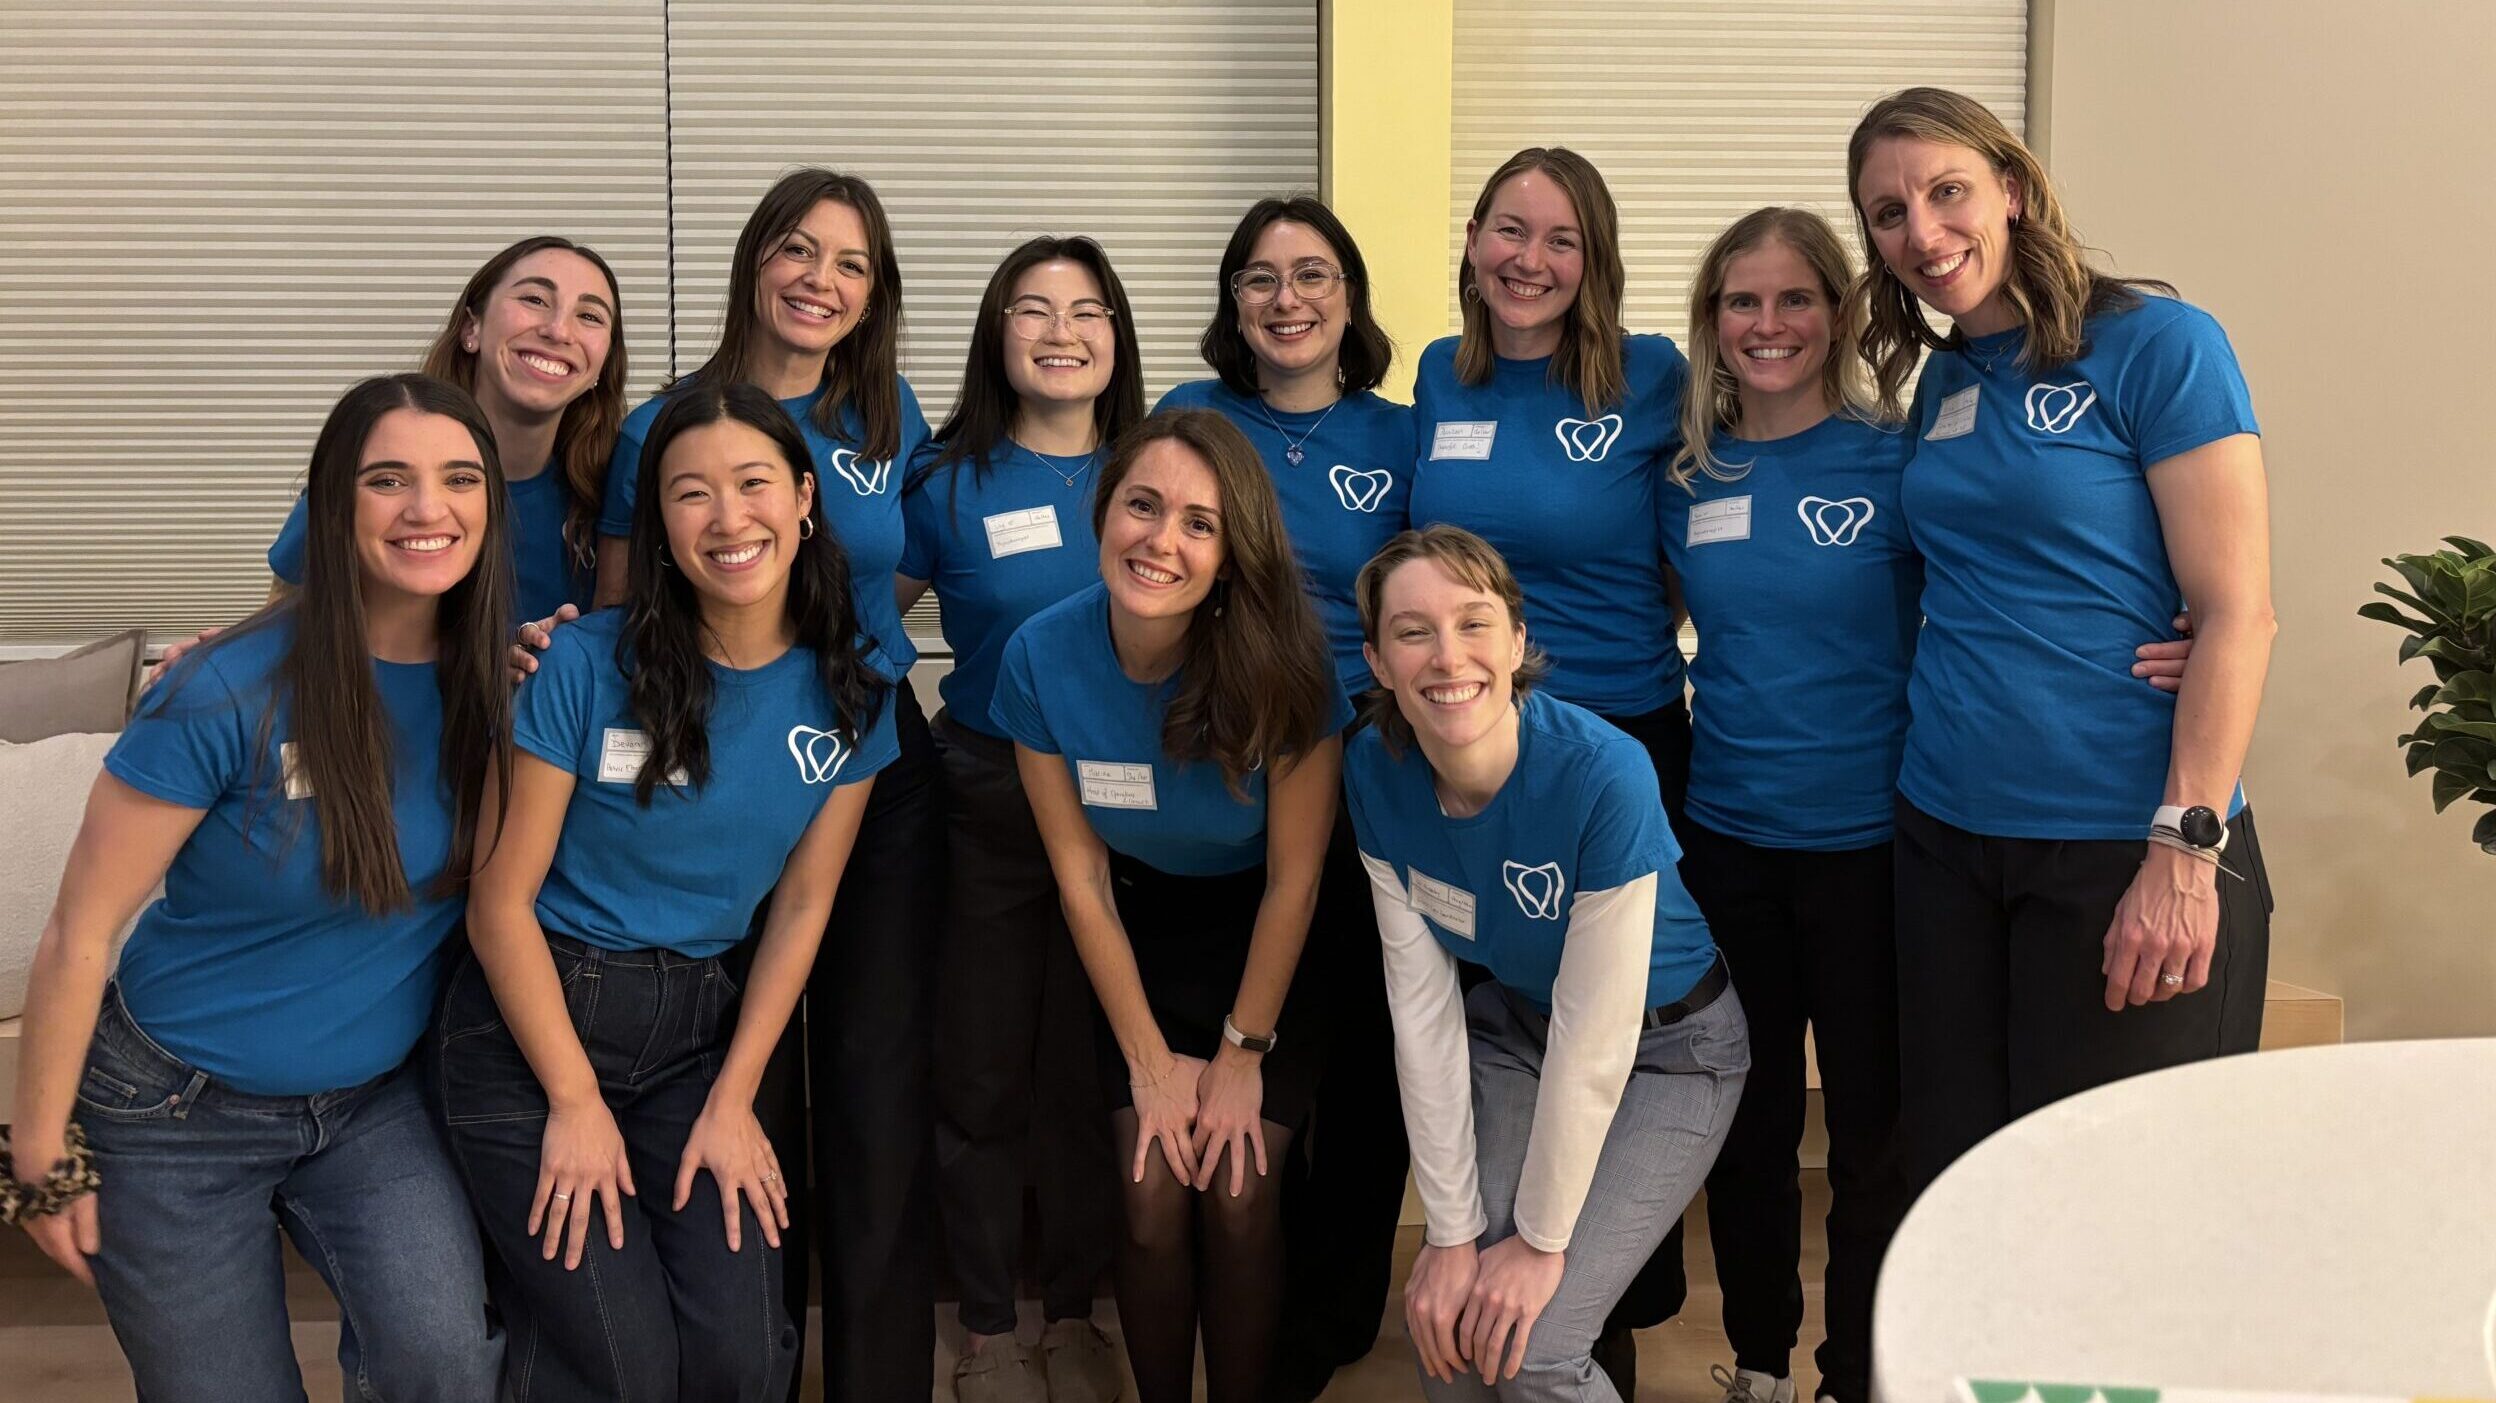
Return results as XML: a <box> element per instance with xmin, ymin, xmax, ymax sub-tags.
<box><xmin>1343</xmin><ymin>692</ymin><xmax>1716</xmax><ymax>1251</ymax></box>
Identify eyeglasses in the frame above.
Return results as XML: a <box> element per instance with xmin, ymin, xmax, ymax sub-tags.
<box><xmin>1229</xmin><ymin>265</ymin><xmax>1348</xmax><ymax>305</ymax></box>
<box><xmin>1003</xmin><ymin>305</ymin><xmax>1115</xmax><ymax>340</ymax></box>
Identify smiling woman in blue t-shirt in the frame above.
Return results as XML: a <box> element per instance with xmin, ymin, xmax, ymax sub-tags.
<box><xmin>434</xmin><ymin>382</ymin><xmax>896</xmax><ymax>1402</ymax></box>
<box><xmin>1848</xmin><ymin>88</ymin><xmax>2276</xmax><ymax>1201</ymax></box>
<box><xmin>1344</xmin><ymin>525</ymin><xmax>1745</xmax><ymax>1403</ymax></box>
<box><xmin>895</xmin><ymin>234</ymin><xmax>1144</xmax><ymax>1403</ymax></box>
<box><xmin>10</xmin><ymin>374</ymin><xmax>514</xmax><ymax>1402</ymax></box>
<box><xmin>991</xmin><ymin>409</ymin><xmax>1348</xmax><ymax>1403</ymax></box>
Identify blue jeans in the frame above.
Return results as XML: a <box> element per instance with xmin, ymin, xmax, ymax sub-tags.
<box><xmin>431</xmin><ymin>937</ymin><xmax>796</xmax><ymax>1403</ymax></box>
<box><xmin>1421</xmin><ymin>980</ymin><xmax>1749</xmax><ymax>1403</ymax></box>
<box><xmin>76</xmin><ymin>984</ymin><xmax>501</xmax><ymax>1403</ymax></box>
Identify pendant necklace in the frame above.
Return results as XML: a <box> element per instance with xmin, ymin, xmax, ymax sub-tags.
<box><xmin>1254</xmin><ymin>395</ymin><xmax>1339</xmax><ymax>467</ymax></box>
<box><xmin>1025</xmin><ymin>444</ymin><xmax>1094</xmax><ymax>489</ymax></box>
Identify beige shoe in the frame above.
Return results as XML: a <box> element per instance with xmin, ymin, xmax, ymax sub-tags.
<box><xmin>1040</xmin><ymin>1318</ymin><xmax>1125</xmax><ymax>1403</ymax></box>
<box><xmin>955</xmin><ymin>1334</ymin><xmax>1049</xmax><ymax>1403</ymax></box>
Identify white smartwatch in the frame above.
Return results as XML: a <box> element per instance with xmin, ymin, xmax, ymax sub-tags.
<box><xmin>2151</xmin><ymin>803</ymin><xmax>2229</xmax><ymax>853</ymax></box>
<box><xmin>1222</xmin><ymin>1015</ymin><xmax>1277</xmax><ymax>1055</ymax></box>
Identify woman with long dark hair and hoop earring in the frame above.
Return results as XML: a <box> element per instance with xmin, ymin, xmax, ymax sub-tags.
<box><xmin>436</xmin><ymin>381</ymin><xmax>896</xmax><ymax>1401</ymax></box>
<box><xmin>1847</xmin><ymin>85</ymin><xmax>2274</xmax><ymax>1229</ymax></box>
<box><xmin>991</xmin><ymin>410</ymin><xmax>1347</xmax><ymax>1403</ymax></box>
<box><xmin>1410</xmin><ymin>146</ymin><xmax>1697</xmax><ymax>1392</ymax></box>
<box><xmin>8</xmin><ymin>373</ymin><xmax>514</xmax><ymax>1402</ymax></box>
<box><xmin>588</xmin><ymin>168</ymin><xmax>944</xmax><ymax>1400</ymax></box>
<box><xmin>895</xmin><ymin>235</ymin><xmax>1143</xmax><ymax>1403</ymax></box>
<box><xmin>1157</xmin><ymin>194</ymin><xmax>1416</xmax><ymax>1400</ymax></box>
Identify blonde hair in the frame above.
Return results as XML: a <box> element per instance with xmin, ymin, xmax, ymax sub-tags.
<box><xmin>1353</xmin><ymin>525</ymin><xmax>1550</xmax><ymax>757</ymax></box>
<box><xmin>1672</xmin><ymin>208</ymin><xmax>1882</xmax><ymax>487</ymax></box>
<box><xmin>1847</xmin><ymin>87</ymin><xmax>2169</xmax><ymax>418</ymax></box>
<box><xmin>1455</xmin><ymin>148</ymin><xmax>1627</xmax><ymax>415</ymax></box>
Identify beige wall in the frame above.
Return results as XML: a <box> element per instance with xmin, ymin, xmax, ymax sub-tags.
<box><xmin>2037</xmin><ymin>0</ymin><xmax>2496</xmax><ymax>1040</ymax></box>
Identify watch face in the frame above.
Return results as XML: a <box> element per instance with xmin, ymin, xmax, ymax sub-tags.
<box><xmin>2181</xmin><ymin>805</ymin><xmax>2225</xmax><ymax>848</ymax></box>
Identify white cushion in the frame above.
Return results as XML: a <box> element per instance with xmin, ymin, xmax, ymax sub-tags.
<box><xmin>0</xmin><ymin>733</ymin><xmax>143</xmax><ymax>1021</ymax></box>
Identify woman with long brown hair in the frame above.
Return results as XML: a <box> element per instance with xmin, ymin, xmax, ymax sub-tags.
<box><xmin>990</xmin><ymin>409</ymin><xmax>1347</xmax><ymax>1403</ymax></box>
<box><xmin>591</xmin><ymin>168</ymin><xmax>943</xmax><ymax>1399</ymax></box>
<box><xmin>1409</xmin><ymin>144</ymin><xmax>1698</xmax><ymax>1391</ymax></box>
<box><xmin>1847</xmin><ymin>85</ymin><xmax>2274</xmax><ymax>1221</ymax></box>
<box><xmin>8</xmin><ymin>373</ymin><xmax>514</xmax><ymax>1401</ymax></box>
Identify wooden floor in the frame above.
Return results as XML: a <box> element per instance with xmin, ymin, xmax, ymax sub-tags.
<box><xmin>0</xmin><ymin>1177</ymin><xmax>1830</xmax><ymax>1401</ymax></box>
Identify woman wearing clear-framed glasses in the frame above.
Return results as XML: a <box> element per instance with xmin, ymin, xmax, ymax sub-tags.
<box><xmin>896</xmin><ymin>235</ymin><xmax>1146</xmax><ymax>1403</ymax></box>
<box><xmin>1156</xmin><ymin>195</ymin><xmax>1417</xmax><ymax>1401</ymax></box>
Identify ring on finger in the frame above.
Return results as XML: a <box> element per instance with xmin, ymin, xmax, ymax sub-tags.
<box><xmin>2159</xmin><ymin>971</ymin><xmax>2186</xmax><ymax>987</ymax></box>
<box><xmin>551</xmin><ymin>1190</ymin><xmax>574</xmax><ymax>1201</ymax></box>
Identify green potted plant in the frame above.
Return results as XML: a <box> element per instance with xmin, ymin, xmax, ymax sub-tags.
<box><xmin>2359</xmin><ymin>535</ymin><xmax>2496</xmax><ymax>853</ymax></box>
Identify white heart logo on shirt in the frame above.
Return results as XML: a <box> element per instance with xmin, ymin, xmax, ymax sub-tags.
<box><xmin>1796</xmin><ymin>496</ymin><xmax>1877</xmax><ymax>547</ymax></box>
<box><xmin>1501</xmin><ymin>860</ymin><xmax>1566</xmax><ymax>921</ymax></box>
<box><xmin>2023</xmin><ymin>381</ymin><xmax>2098</xmax><ymax>434</ymax></box>
<box><xmin>786</xmin><ymin>725</ymin><xmax>852</xmax><ymax>785</ymax></box>
<box><xmin>1553</xmin><ymin>415</ymin><xmax>1624</xmax><ymax>462</ymax></box>
<box><xmin>830</xmin><ymin>448</ymin><xmax>891</xmax><ymax>496</ymax></box>
<box><xmin>1328</xmin><ymin>464</ymin><xmax>1393</xmax><ymax>512</ymax></box>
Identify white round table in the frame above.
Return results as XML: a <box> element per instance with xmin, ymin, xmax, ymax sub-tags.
<box><xmin>1873</xmin><ymin>1039</ymin><xmax>2496</xmax><ymax>1402</ymax></box>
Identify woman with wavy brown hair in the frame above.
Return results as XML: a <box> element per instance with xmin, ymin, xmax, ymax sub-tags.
<box><xmin>1847</xmin><ymin>86</ymin><xmax>2275</xmax><ymax>1225</ymax></box>
<box><xmin>991</xmin><ymin>409</ymin><xmax>1347</xmax><ymax>1403</ymax></box>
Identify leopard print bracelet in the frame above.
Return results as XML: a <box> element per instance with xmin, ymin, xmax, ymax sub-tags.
<box><xmin>0</xmin><ymin>1122</ymin><xmax>102</xmax><ymax>1226</ymax></box>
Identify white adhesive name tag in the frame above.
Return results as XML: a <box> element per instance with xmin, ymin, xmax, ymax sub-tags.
<box><xmin>983</xmin><ymin>505</ymin><xmax>1063</xmax><ymax>559</ymax></box>
<box><xmin>1430</xmin><ymin>421</ymin><xmax>1497</xmax><ymax>461</ymax></box>
<box><xmin>1687</xmin><ymin>495</ymin><xmax>1753</xmax><ymax>546</ymax></box>
<box><xmin>599</xmin><ymin>727</ymin><xmax>688</xmax><ymax>787</ymax></box>
<box><xmin>1076</xmin><ymin>760</ymin><xmax>1158</xmax><ymax>811</ymax></box>
<box><xmin>279</xmin><ymin>741</ymin><xmax>312</xmax><ymax>800</ymax></box>
<box><xmin>1928</xmin><ymin>384</ymin><xmax>1980</xmax><ymax>441</ymax></box>
<box><xmin>1406</xmin><ymin>869</ymin><xmax>1477</xmax><ymax>940</ymax></box>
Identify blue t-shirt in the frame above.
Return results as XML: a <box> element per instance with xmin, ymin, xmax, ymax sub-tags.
<box><xmin>989</xmin><ymin>582</ymin><xmax>1354</xmax><ymax>876</ymax></box>
<box><xmin>1658</xmin><ymin>414</ymin><xmax>1922</xmax><ymax>849</ymax></box>
<box><xmin>514</xmin><ymin>609</ymin><xmax>901</xmax><ymax>957</ymax></box>
<box><xmin>600</xmin><ymin>380</ymin><xmax>930</xmax><ymax>678</ymax></box>
<box><xmin>103</xmin><ymin>619</ymin><xmax>462</xmax><ymax>1096</ymax></box>
<box><xmin>898</xmin><ymin>440</ymin><xmax>1104</xmax><ymax>738</ymax></box>
<box><xmin>1899</xmin><ymin>296</ymin><xmax>2259</xmax><ymax>838</ymax></box>
<box><xmin>1154</xmin><ymin>380</ymin><xmax>1416</xmax><ymax>694</ymax></box>
<box><xmin>1409</xmin><ymin>334</ymin><xmax>1691</xmax><ymax>717</ymax></box>
<box><xmin>270</xmin><ymin>462</ymin><xmax>594</xmax><ymax>621</ymax></box>
<box><xmin>1344</xmin><ymin>691</ymin><xmax>1714</xmax><ymax>1010</ymax></box>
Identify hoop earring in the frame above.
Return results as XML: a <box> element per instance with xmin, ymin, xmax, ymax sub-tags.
<box><xmin>1461</xmin><ymin>283</ymin><xmax>1481</xmax><ymax>304</ymax></box>
<box><xmin>799</xmin><ymin>515</ymin><xmax>815</xmax><ymax>540</ymax></box>
<box><xmin>658</xmin><ymin>545</ymin><xmax>675</xmax><ymax>570</ymax></box>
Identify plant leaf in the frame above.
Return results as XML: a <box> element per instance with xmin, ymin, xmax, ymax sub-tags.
<box><xmin>2407</xmin><ymin>742</ymin><xmax>2439</xmax><ymax>775</ymax></box>
<box><xmin>2400</xmin><ymin>631</ymin><xmax>2429</xmax><ymax>664</ymax></box>
<box><xmin>2474</xmin><ymin>807</ymin><xmax>2496</xmax><ymax>854</ymax></box>
<box><xmin>2372</xmin><ymin>582</ymin><xmax>2444</xmax><ymax>618</ymax></box>
<box><xmin>2432</xmin><ymin>718</ymin><xmax>2496</xmax><ymax>741</ymax></box>
<box><xmin>2444</xmin><ymin>534</ymin><xmax>2493</xmax><ymax>560</ymax></box>
<box><xmin>2431</xmin><ymin>735</ymin><xmax>2495</xmax><ymax>769</ymax></box>
<box><xmin>2388</xmin><ymin>555</ymin><xmax>2439</xmax><ymax>600</ymax></box>
<box><xmin>2359</xmin><ymin>600</ymin><xmax>2436</xmax><ymax>635</ymax></box>
<box><xmin>2411</xmin><ymin>683</ymin><xmax>2444</xmax><ymax>710</ymax></box>
<box><xmin>2433</xmin><ymin>767</ymin><xmax>2473</xmax><ymax>812</ymax></box>
<box><xmin>2435</xmin><ymin>671</ymin><xmax>2494</xmax><ymax>706</ymax></box>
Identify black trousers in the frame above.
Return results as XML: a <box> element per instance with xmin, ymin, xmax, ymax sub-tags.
<box><xmin>928</xmin><ymin>712</ymin><xmax>1116</xmax><ymax>1337</ymax></box>
<box><xmin>1678</xmin><ymin>823</ymin><xmax>1901</xmax><ymax>1403</ymax></box>
<box><xmin>1595</xmin><ymin>696</ymin><xmax>1695</xmax><ymax>1336</ymax></box>
<box><xmin>758</xmin><ymin>683</ymin><xmax>946</xmax><ymax>1403</ymax></box>
<box><xmin>1891</xmin><ymin>797</ymin><xmax>2273</xmax><ymax>1202</ymax></box>
<box><xmin>1270</xmin><ymin>798</ymin><xmax>1413</xmax><ymax>1392</ymax></box>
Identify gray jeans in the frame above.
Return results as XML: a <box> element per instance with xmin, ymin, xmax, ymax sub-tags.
<box><xmin>1422</xmin><ymin>979</ymin><xmax>1749</xmax><ymax>1402</ymax></box>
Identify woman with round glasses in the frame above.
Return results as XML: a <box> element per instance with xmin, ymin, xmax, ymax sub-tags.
<box><xmin>591</xmin><ymin>167</ymin><xmax>944</xmax><ymax>1401</ymax></box>
<box><xmin>898</xmin><ymin>235</ymin><xmax>1145</xmax><ymax>1403</ymax></box>
<box><xmin>1157</xmin><ymin>196</ymin><xmax>1416</xmax><ymax>1399</ymax></box>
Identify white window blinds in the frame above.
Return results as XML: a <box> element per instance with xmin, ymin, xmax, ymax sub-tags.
<box><xmin>0</xmin><ymin>1</ymin><xmax>675</xmax><ymax>641</ymax></box>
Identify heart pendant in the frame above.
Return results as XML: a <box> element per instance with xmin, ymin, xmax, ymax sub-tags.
<box><xmin>1285</xmin><ymin>447</ymin><xmax>1304</xmax><ymax>466</ymax></box>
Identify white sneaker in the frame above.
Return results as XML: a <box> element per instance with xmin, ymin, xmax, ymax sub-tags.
<box><xmin>1710</xmin><ymin>1363</ymin><xmax>1796</xmax><ymax>1403</ymax></box>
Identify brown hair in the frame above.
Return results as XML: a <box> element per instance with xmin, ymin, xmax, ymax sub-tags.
<box><xmin>1352</xmin><ymin>525</ymin><xmax>1550</xmax><ymax>757</ymax></box>
<box><xmin>421</xmin><ymin>235</ymin><xmax>628</xmax><ymax>575</ymax></box>
<box><xmin>1091</xmin><ymin>410</ymin><xmax>1334</xmax><ymax>795</ymax></box>
<box><xmin>1455</xmin><ymin>148</ymin><xmax>1628</xmax><ymax>414</ymax></box>
<box><xmin>1201</xmin><ymin>195</ymin><xmax>1396</xmax><ymax>398</ymax></box>
<box><xmin>680</xmin><ymin>169</ymin><xmax>907</xmax><ymax>460</ymax></box>
<box><xmin>1673</xmin><ymin>207</ymin><xmax>1882</xmax><ymax>486</ymax></box>
<box><xmin>1847</xmin><ymin>87</ymin><xmax>2171</xmax><ymax>417</ymax></box>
